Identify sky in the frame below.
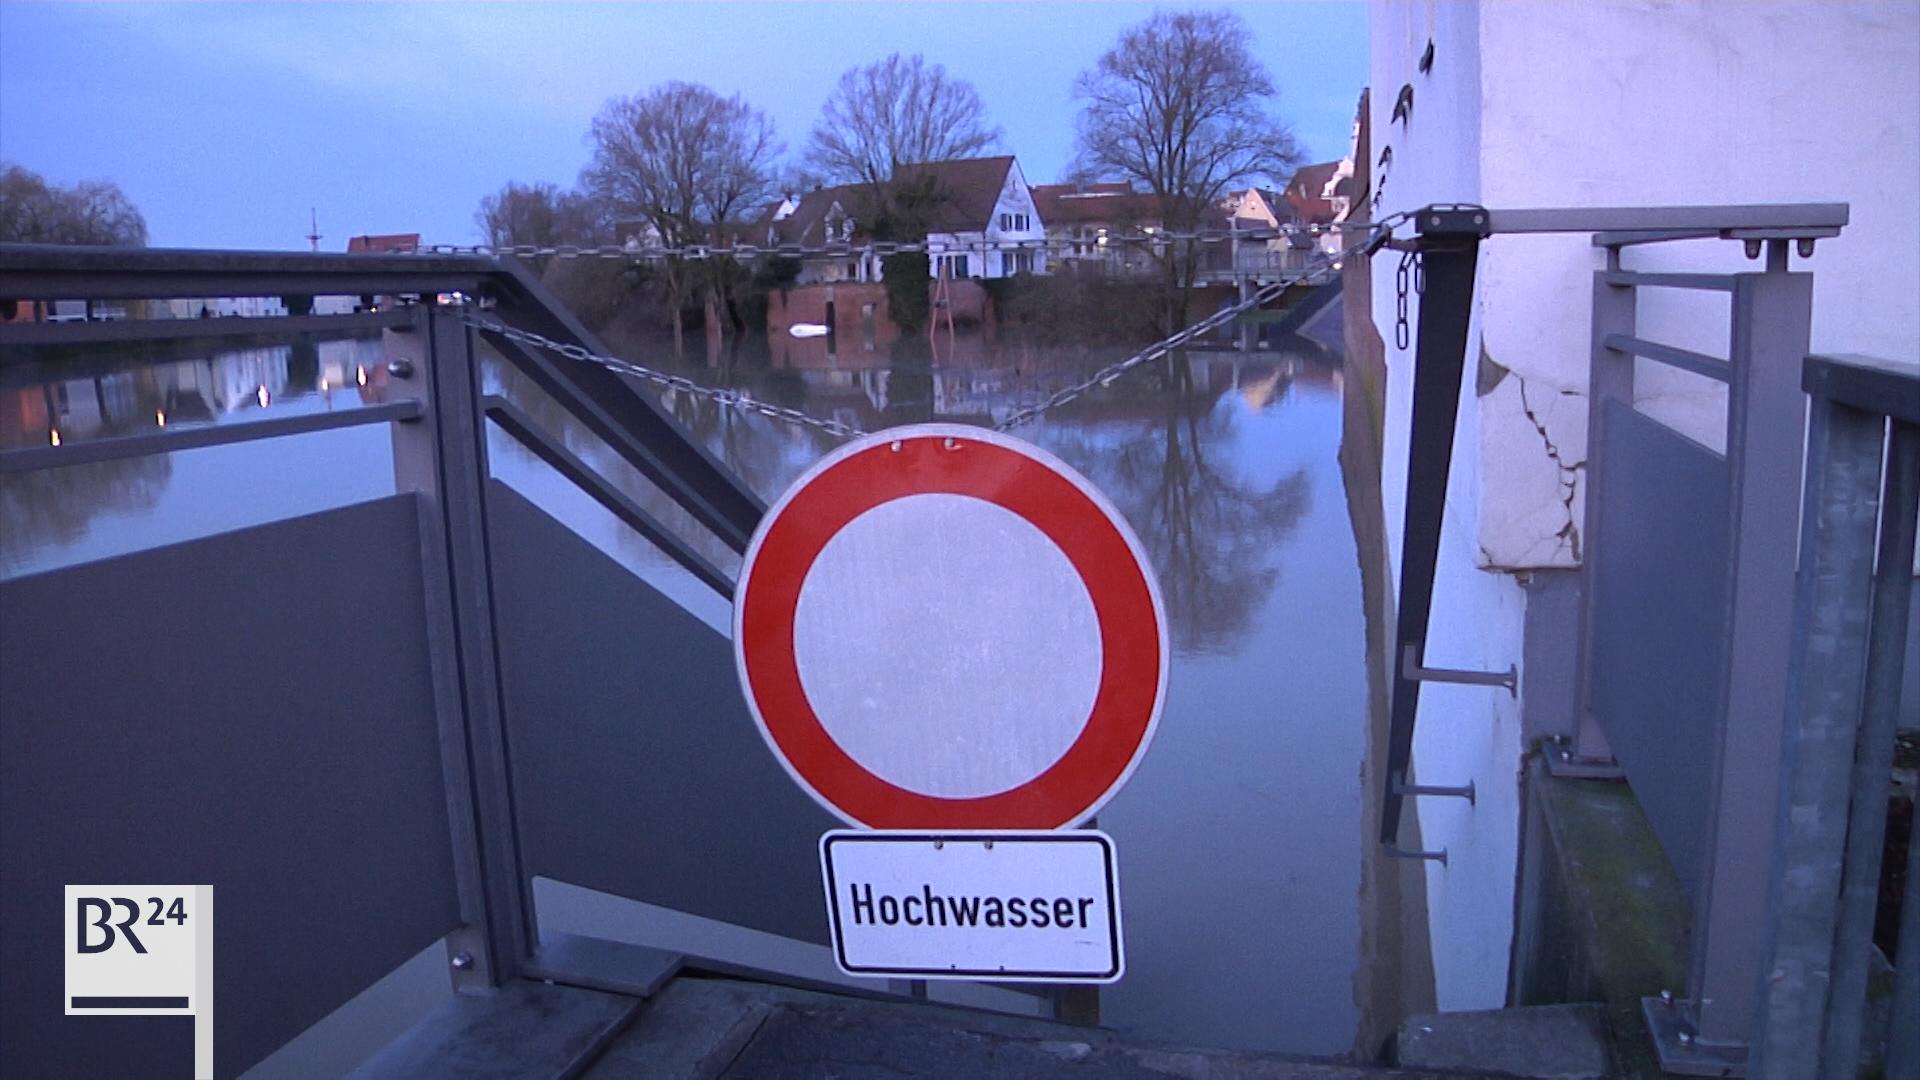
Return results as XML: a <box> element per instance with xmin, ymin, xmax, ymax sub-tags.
<box><xmin>0</xmin><ymin>2</ymin><xmax>1366</xmax><ymax>251</ymax></box>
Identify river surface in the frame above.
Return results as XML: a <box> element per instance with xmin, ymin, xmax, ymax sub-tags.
<box><xmin>0</xmin><ymin>306</ymin><xmax>1429</xmax><ymax>1061</ymax></box>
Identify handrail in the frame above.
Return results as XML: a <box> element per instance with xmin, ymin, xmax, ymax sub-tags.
<box><xmin>1596</xmin><ymin>271</ymin><xmax>1738</xmax><ymax>292</ymax></box>
<box><xmin>0</xmin><ymin>400</ymin><xmax>422</xmax><ymax>474</ymax></box>
<box><xmin>0</xmin><ymin>308</ymin><xmax>410</xmax><ymax>347</ymax></box>
<box><xmin>483</xmin><ymin>395</ymin><xmax>736</xmax><ymax>599</ymax></box>
<box><xmin>1602</xmin><ymin>334</ymin><xmax>1731</xmax><ymax>382</ymax></box>
<box><xmin>0</xmin><ymin>242</ymin><xmax>492</xmax><ymax>300</ymax></box>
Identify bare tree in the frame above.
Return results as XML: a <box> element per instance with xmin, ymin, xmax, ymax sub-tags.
<box><xmin>582</xmin><ymin>82</ymin><xmax>782</xmax><ymax>351</ymax></box>
<box><xmin>1071</xmin><ymin>10</ymin><xmax>1303</xmax><ymax>328</ymax></box>
<box><xmin>0</xmin><ymin>163</ymin><xmax>148</xmax><ymax>246</ymax></box>
<box><xmin>805</xmin><ymin>53</ymin><xmax>999</xmax><ymax>231</ymax></box>
<box><xmin>475</xmin><ymin>180</ymin><xmax>604</xmax><ymax>250</ymax></box>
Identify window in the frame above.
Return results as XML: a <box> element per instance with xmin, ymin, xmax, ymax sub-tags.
<box><xmin>998</xmin><ymin>212</ymin><xmax>1030</xmax><ymax>232</ymax></box>
<box><xmin>938</xmin><ymin>254</ymin><xmax>968</xmax><ymax>280</ymax></box>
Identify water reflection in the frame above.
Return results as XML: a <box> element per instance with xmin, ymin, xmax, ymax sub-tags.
<box><xmin>0</xmin><ymin>335</ymin><xmax>392</xmax><ymax>577</ymax></box>
<box><xmin>588</xmin><ymin>326</ymin><xmax>1340</xmax><ymax>657</ymax></box>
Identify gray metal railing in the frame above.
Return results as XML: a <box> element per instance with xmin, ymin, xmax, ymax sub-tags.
<box><xmin>1750</xmin><ymin>354</ymin><xmax>1919</xmax><ymax>1080</ymax></box>
<box><xmin>1369</xmin><ymin>204</ymin><xmax>1893</xmax><ymax>1076</ymax></box>
<box><xmin>0</xmin><ymin>243</ymin><xmax>964</xmax><ymax>1075</ymax></box>
<box><xmin>1571</xmin><ymin>229</ymin><xmax>1819</xmax><ymax>1075</ymax></box>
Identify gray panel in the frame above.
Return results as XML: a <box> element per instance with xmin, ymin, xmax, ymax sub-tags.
<box><xmin>0</xmin><ymin>496</ymin><xmax>463</xmax><ymax>1077</ymax></box>
<box><xmin>488</xmin><ymin>481</ymin><xmax>837</xmax><ymax>944</ymax></box>
<box><xmin>1588</xmin><ymin>401</ymin><xmax>1730</xmax><ymax>892</ymax></box>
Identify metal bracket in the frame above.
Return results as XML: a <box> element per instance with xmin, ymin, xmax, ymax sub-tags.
<box><xmin>1543</xmin><ymin>737</ymin><xmax>1625</xmax><ymax>780</ymax></box>
<box><xmin>1393</xmin><ymin>777</ymin><xmax>1477</xmax><ymax>805</ymax></box>
<box><xmin>1383</xmin><ymin>844</ymin><xmax>1448</xmax><ymax>866</ymax></box>
<box><xmin>1401</xmin><ymin>645</ymin><xmax>1519</xmax><ymax>697</ymax></box>
<box><xmin>1412</xmin><ymin>204</ymin><xmax>1493</xmax><ymax>238</ymax></box>
<box><xmin>1642</xmin><ymin>994</ymin><xmax>1748</xmax><ymax>1077</ymax></box>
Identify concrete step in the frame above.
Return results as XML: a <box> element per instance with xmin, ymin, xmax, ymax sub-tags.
<box><xmin>1394</xmin><ymin>1003</ymin><xmax>1610</xmax><ymax>1080</ymax></box>
<box><xmin>593</xmin><ymin>974</ymin><xmax>1472</xmax><ymax>1079</ymax></box>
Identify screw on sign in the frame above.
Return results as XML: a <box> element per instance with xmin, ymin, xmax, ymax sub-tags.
<box><xmin>732</xmin><ymin>424</ymin><xmax>1169</xmax><ymax>831</ymax></box>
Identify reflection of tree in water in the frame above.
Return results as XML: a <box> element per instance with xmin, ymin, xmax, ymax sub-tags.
<box><xmin>1048</xmin><ymin>357</ymin><xmax>1312</xmax><ymax>655</ymax></box>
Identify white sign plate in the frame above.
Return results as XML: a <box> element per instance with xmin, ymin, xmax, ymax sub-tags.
<box><xmin>820</xmin><ymin>830</ymin><xmax>1123</xmax><ymax>983</ymax></box>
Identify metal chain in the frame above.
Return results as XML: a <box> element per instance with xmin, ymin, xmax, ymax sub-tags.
<box><xmin>413</xmin><ymin>219</ymin><xmax>1389</xmax><ymax>263</ymax></box>
<box><xmin>1394</xmin><ymin>248</ymin><xmax>1422</xmax><ymax>350</ymax></box>
<box><xmin>994</xmin><ymin>214</ymin><xmax>1405</xmax><ymax>431</ymax></box>
<box><xmin>457</xmin><ymin>212</ymin><xmax>1407</xmax><ymax>441</ymax></box>
<box><xmin>460</xmin><ymin>314</ymin><xmax>871</xmax><ymax>440</ymax></box>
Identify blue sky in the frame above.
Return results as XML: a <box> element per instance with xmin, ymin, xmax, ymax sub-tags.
<box><xmin>0</xmin><ymin>2</ymin><xmax>1365</xmax><ymax>250</ymax></box>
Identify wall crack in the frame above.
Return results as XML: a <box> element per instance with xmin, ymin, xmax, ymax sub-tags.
<box><xmin>1511</xmin><ymin>365</ymin><xmax>1585</xmax><ymax>564</ymax></box>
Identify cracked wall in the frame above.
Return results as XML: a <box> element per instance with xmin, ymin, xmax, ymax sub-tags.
<box><xmin>1471</xmin><ymin>0</ymin><xmax>1919</xmax><ymax>572</ymax></box>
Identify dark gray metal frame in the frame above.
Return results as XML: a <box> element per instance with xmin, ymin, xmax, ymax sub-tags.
<box><xmin>0</xmin><ymin>243</ymin><xmax>869</xmax><ymax>1072</ymax></box>
<box><xmin>1</xmin><ymin>242</ymin><xmax>1077</xmax><ymax>1072</ymax></box>
<box><xmin>1378</xmin><ymin>202</ymin><xmax>1848</xmax><ymax>863</ymax></box>
<box><xmin>1576</xmin><ymin>230</ymin><xmax>1822</xmax><ymax>1076</ymax></box>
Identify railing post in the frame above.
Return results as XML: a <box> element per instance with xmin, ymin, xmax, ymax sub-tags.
<box><xmin>1687</xmin><ymin>244</ymin><xmax>1813</xmax><ymax>1055</ymax></box>
<box><xmin>1747</xmin><ymin>393</ymin><xmax>1885</xmax><ymax>1078</ymax></box>
<box><xmin>1564</xmin><ymin>244</ymin><xmax>1635</xmax><ymax>773</ymax></box>
<box><xmin>398</xmin><ymin>304</ymin><xmax>533</xmax><ymax>988</ymax></box>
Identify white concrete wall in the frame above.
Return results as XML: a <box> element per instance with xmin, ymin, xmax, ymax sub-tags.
<box><xmin>1475</xmin><ymin>0</ymin><xmax>1920</xmax><ymax>564</ymax></box>
<box><xmin>1370</xmin><ymin>0</ymin><xmax>1527</xmax><ymax>1014</ymax></box>
<box><xmin>1368</xmin><ymin>0</ymin><xmax>1919</xmax><ymax>1013</ymax></box>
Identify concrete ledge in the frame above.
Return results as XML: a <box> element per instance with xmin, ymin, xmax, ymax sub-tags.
<box><xmin>1395</xmin><ymin>1003</ymin><xmax>1610</xmax><ymax>1079</ymax></box>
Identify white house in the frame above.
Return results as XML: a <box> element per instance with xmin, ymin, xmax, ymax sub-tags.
<box><xmin>752</xmin><ymin>156</ymin><xmax>1048</xmax><ymax>285</ymax></box>
<box><xmin>895</xmin><ymin>155</ymin><xmax>1047</xmax><ymax>280</ymax></box>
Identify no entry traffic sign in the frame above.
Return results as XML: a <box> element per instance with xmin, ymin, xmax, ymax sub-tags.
<box><xmin>734</xmin><ymin>424</ymin><xmax>1168</xmax><ymax>830</ymax></box>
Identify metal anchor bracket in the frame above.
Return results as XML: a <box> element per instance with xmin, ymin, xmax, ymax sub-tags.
<box><xmin>1383</xmin><ymin>844</ymin><xmax>1448</xmax><ymax>866</ymax></box>
<box><xmin>1401</xmin><ymin>645</ymin><xmax>1518</xmax><ymax>697</ymax></box>
<box><xmin>1393</xmin><ymin>776</ymin><xmax>1477</xmax><ymax>805</ymax></box>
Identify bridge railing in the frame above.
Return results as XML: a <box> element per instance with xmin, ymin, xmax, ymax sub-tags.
<box><xmin>1570</xmin><ymin>225</ymin><xmax>1826</xmax><ymax>1071</ymax></box>
<box><xmin>1748</xmin><ymin>353</ymin><xmax>1918</xmax><ymax>1080</ymax></box>
<box><xmin>0</xmin><ymin>243</ymin><xmax>982</xmax><ymax>1075</ymax></box>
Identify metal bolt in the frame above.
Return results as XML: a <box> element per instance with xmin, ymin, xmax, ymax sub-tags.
<box><xmin>1559</xmin><ymin>749</ymin><xmax>1572</xmax><ymax>762</ymax></box>
<box><xmin>1660</xmin><ymin>989</ymin><xmax>1675</xmax><ymax>1006</ymax></box>
<box><xmin>1473</xmin><ymin>213</ymin><xmax>1485</xmax><ymax>226</ymax></box>
<box><xmin>387</xmin><ymin>359</ymin><xmax>416</xmax><ymax>379</ymax></box>
<box><xmin>1430</xmin><ymin>215</ymin><xmax>1442</xmax><ymax>226</ymax></box>
<box><xmin>1677</xmin><ymin>1031</ymin><xmax>1694</xmax><ymax>1048</ymax></box>
<box><xmin>451</xmin><ymin>951</ymin><xmax>474</xmax><ymax>971</ymax></box>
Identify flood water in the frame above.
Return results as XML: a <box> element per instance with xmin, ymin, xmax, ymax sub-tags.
<box><xmin>0</xmin><ymin>302</ymin><xmax>1431</xmax><ymax>1061</ymax></box>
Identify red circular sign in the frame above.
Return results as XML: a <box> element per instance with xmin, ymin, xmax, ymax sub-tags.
<box><xmin>734</xmin><ymin>424</ymin><xmax>1168</xmax><ymax>829</ymax></box>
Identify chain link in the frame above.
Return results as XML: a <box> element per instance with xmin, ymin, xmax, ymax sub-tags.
<box><xmin>454</xmin><ymin>212</ymin><xmax>1407</xmax><ymax>440</ymax></box>
<box><xmin>412</xmin><ymin>219</ymin><xmax>1390</xmax><ymax>263</ymax></box>
<box><xmin>1394</xmin><ymin>248</ymin><xmax>1422</xmax><ymax>351</ymax></box>
<box><xmin>460</xmin><ymin>315</ymin><xmax>871</xmax><ymax>440</ymax></box>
